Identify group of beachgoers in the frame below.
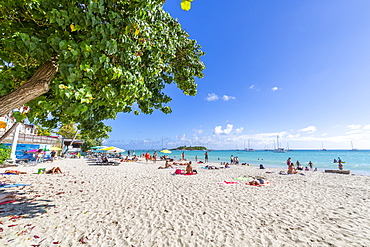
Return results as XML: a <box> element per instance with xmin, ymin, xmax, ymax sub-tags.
<box><xmin>286</xmin><ymin>157</ymin><xmax>317</xmax><ymax>174</ymax></box>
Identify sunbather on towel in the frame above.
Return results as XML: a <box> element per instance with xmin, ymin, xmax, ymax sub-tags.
<box><xmin>247</xmin><ymin>180</ymin><xmax>260</xmax><ymax>186</ymax></box>
<box><xmin>46</xmin><ymin>167</ymin><xmax>62</xmax><ymax>174</ymax></box>
<box><xmin>186</xmin><ymin>162</ymin><xmax>197</xmax><ymax>174</ymax></box>
<box><xmin>4</xmin><ymin>170</ymin><xmax>27</xmax><ymax>174</ymax></box>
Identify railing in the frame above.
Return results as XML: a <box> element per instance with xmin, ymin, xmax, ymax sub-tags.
<box><xmin>0</xmin><ymin>132</ymin><xmax>58</xmax><ymax>145</ymax></box>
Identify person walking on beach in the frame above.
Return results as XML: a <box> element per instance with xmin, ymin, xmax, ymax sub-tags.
<box><xmin>204</xmin><ymin>152</ymin><xmax>208</xmax><ymax>163</ymax></box>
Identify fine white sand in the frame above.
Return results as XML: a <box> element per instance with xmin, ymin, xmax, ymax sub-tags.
<box><xmin>0</xmin><ymin>158</ymin><xmax>370</xmax><ymax>246</ymax></box>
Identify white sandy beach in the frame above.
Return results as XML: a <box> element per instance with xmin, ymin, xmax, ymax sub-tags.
<box><xmin>0</xmin><ymin>158</ymin><xmax>370</xmax><ymax>246</ymax></box>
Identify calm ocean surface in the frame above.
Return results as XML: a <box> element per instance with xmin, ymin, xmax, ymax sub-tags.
<box><xmin>132</xmin><ymin>149</ymin><xmax>370</xmax><ymax>176</ymax></box>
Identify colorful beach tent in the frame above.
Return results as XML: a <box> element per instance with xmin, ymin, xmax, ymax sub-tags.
<box><xmin>160</xmin><ymin>149</ymin><xmax>172</xmax><ymax>154</ymax></box>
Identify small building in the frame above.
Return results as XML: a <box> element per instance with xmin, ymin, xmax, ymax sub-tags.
<box><xmin>62</xmin><ymin>138</ymin><xmax>84</xmax><ymax>152</ymax></box>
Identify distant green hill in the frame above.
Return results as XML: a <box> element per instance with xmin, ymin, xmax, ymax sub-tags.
<box><xmin>172</xmin><ymin>146</ymin><xmax>206</xmax><ymax>151</ymax></box>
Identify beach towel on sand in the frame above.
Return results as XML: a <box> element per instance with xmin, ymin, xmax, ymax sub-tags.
<box><xmin>218</xmin><ymin>181</ymin><xmax>239</xmax><ymax>185</ymax></box>
<box><xmin>0</xmin><ymin>200</ymin><xmax>16</xmax><ymax>205</ymax></box>
<box><xmin>0</xmin><ymin>183</ymin><xmax>31</xmax><ymax>188</ymax></box>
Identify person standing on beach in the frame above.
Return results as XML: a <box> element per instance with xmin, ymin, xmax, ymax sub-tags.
<box><xmin>50</xmin><ymin>150</ymin><xmax>56</xmax><ymax>163</ymax></box>
<box><xmin>195</xmin><ymin>155</ymin><xmax>198</xmax><ymax>162</ymax></box>
<box><xmin>230</xmin><ymin>155</ymin><xmax>234</xmax><ymax>164</ymax></box>
<box><xmin>145</xmin><ymin>152</ymin><xmax>150</xmax><ymax>163</ymax></box>
<box><xmin>204</xmin><ymin>152</ymin><xmax>208</xmax><ymax>163</ymax></box>
<box><xmin>128</xmin><ymin>150</ymin><xmax>130</xmax><ymax>157</ymax></box>
<box><xmin>181</xmin><ymin>152</ymin><xmax>185</xmax><ymax>160</ymax></box>
<box><xmin>286</xmin><ymin>157</ymin><xmax>291</xmax><ymax>167</ymax></box>
<box><xmin>153</xmin><ymin>151</ymin><xmax>157</xmax><ymax>164</ymax></box>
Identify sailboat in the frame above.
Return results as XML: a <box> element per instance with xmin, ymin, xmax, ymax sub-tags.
<box><xmin>244</xmin><ymin>139</ymin><xmax>254</xmax><ymax>152</ymax></box>
<box><xmin>286</xmin><ymin>142</ymin><xmax>293</xmax><ymax>151</ymax></box>
<box><xmin>350</xmin><ymin>141</ymin><xmax>358</xmax><ymax>151</ymax></box>
<box><xmin>273</xmin><ymin>136</ymin><xmax>286</xmax><ymax>153</ymax></box>
<box><xmin>320</xmin><ymin>143</ymin><xmax>327</xmax><ymax>151</ymax></box>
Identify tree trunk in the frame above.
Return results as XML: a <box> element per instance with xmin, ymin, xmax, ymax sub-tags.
<box><xmin>0</xmin><ymin>122</ymin><xmax>19</xmax><ymax>144</ymax></box>
<box><xmin>0</xmin><ymin>60</ymin><xmax>59</xmax><ymax>116</ymax></box>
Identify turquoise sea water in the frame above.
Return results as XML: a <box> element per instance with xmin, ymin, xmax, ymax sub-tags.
<box><xmin>132</xmin><ymin>149</ymin><xmax>370</xmax><ymax>176</ymax></box>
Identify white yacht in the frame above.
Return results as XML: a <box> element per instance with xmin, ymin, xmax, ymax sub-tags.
<box><xmin>273</xmin><ymin>136</ymin><xmax>286</xmax><ymax>153</ymax></box>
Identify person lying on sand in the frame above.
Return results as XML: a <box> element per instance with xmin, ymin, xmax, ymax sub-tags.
<box><xmin>46</xmin><ymin>167</ymin><xmax>62</xmax><ymax>174</ymax></box>
<box><xmin>247</xmin><ymin>180</ymin><xmax>260</xmax><ymax>185</ymax></box>
<box><xmin>205</xmin><ymin>165</ymin><xmax>219</xmax><ymax>170</ymax></box>
<box><xmin>4</xmin><ymin>170</ymin><xmax>27</xmax><ymax>174</ymax></box>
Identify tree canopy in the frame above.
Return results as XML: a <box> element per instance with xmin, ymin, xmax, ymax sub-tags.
<box><xmin>0</xmin><ymin>0</ymin><xmax>205</xmax><ymax>139</ymax></box>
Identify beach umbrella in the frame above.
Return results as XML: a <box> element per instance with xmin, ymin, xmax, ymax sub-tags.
<box><xmin>0</xmin><ymin>121</ymin><xmax>6</xmax><ymax>129</ymax></box>
<box><xmin>51</xmin><ymin>147</ymin><xmax>62</xmax><ymax>150</ymax></box>
<box><xmin>90</xmin><ymin>146</ymin><xmax>107</xmax><ymax>149</ymax></box>
<box><xmin>28</xmin><ymin>149</ymin><xmax>45</xmax><ymax>153</ymax></box>
<box><xmin>100</xmin><ymin>146</ymin><xmax>117</xmax><ymax>151</ymax></box>
<box><xmin>160</xmin><ymin>149</ymin><xmax>172</xmax><ymax>154</ymax></box>
<box><xmin>107</xmin><ymin>148</ymin><xmax>126</xmax><ymax>153</ymax></box>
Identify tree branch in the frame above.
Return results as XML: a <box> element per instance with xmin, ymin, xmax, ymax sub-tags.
<box><xmin>0</xmin><ymin>60</ymin><xmax>59</xmax><ymax>116</ymax></box>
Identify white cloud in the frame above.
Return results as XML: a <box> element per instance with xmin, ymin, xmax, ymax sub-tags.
<box><xmin>214</xmin><ymin>124</ymin><xmax>233</xmax><ymax>135</ymax></box>
<box><xmin>249</xmin><ymin>85</ymin><xmax>255</xmax><ymax>89</ymax></box>
<box><xmin>222</xmin><ymin>95</ymin><xmax>236</xmax><ymax>101</ymax></box>
<box><xmin>193</xmin><ymin>128</ymin><xmax>204</xmax><ymax>134</ymax></box>
<box><xmin>299</xmin><ymin>125</ymin><xmax>317</xmax><ymax>134</ymax></box>
<box><xmin>206</xmin><ymin>93</ymin><xmax>219</xmax><ymax>101</ymax></box>
<box><xmin>235</xmin><ymin>127</ymin><xmax>243</xmax><ymax>134</ymax></box>
<box><xmin>271</xmin><ymin>87</ymin><xmax>279</xmax><ymax>91</ymax></box>
<box><xmin>347</xmin><ymin>124</ymin><xmax>361</xmax><ymax>130</ymax></box>
<box><xmin>364</xmin><ymin>125</ymin><xmax>370</xmax><ymax>129</ymax></box>
<box><xmin>345</xmin><ymin>130</ymin><xmax>361</xmax><ymax>134</ymax></box>
<box><xmin>287</xmin><ymin>134</ymin><xmax>300</xmax><ymax>138</ymax></box>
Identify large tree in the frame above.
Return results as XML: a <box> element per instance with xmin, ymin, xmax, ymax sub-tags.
<box><xmin>0</xmin><ymin>0</ymin><xmax>205</xmax><ymax>139</ymax></box>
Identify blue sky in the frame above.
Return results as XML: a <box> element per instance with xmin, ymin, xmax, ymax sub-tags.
<box><xmin>104</xmin><ymin>0</ymin><xmax>370</xmax><ymax>150</ymax></box>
